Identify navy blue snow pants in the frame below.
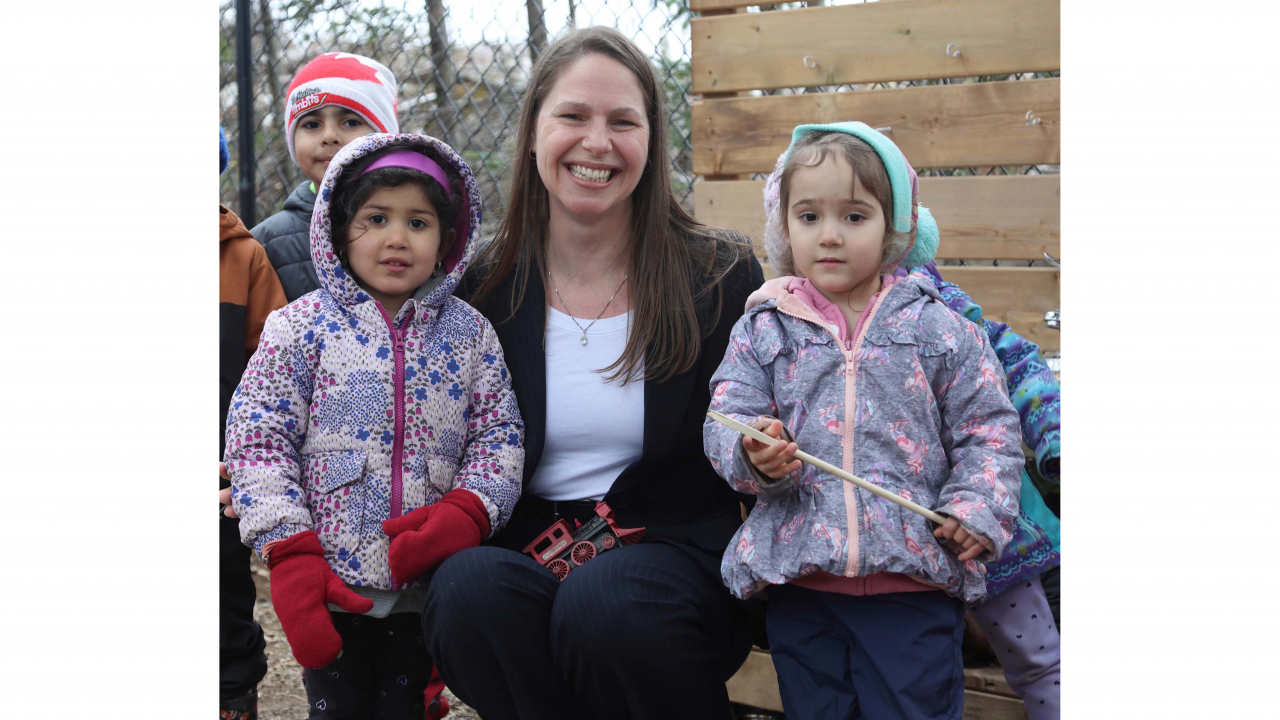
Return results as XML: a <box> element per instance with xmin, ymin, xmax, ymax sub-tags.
<box><xmin>767</xmin><ymin>585</ymin><xmax>966</xmax><ymax>720</ymax></box>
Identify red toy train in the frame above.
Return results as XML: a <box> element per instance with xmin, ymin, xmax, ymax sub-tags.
<box><xmin>522</xmin><ymin>502</ymin><xmax>645</xmax><ymax>580</ymax></box>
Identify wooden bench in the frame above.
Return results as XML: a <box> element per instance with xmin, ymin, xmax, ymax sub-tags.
<box><xmin>729</xmin><ymin>647</ymin><xmax>1030</xmax><ymax>719</ymax></box>
<box><xmin>689</xmin><ymin>0</ymin><xmax>1060</xmax><ymax>715</ymax></box>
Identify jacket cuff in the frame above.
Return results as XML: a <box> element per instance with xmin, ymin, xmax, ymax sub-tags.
<box><xmin>441</xmin><ymin>489</ymin><xmax>492</xmax><ymax>539</ymax></box>
<box><xmin>933</xmin><ymin>506</ymin><xmax>1000</xmax><ymax>563</ymax></box>
<box><xmin>253</xmin><ymin>523</ymin><xmax>310</xmax><ymax>564</ymax></box>
<box><xmin>1034</xmin><ymin>431</ymin><xmax>1060</xmax><ymax>486</ymax></box>
<box><xmin>737</xmin><ymin>417</ymin><xmax>802</xmax><ymax>495</ymax></box>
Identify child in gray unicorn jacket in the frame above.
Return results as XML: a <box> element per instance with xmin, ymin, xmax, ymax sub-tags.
<box><xmin>703</xmin><ymin>123</ymin><xmax>1024</xmax><ymax>720</ymax></box>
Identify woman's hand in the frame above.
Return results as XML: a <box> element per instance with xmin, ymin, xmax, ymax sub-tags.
<box><xmin>934</xmin><ymin>517</ymin><xmax>986</xmax><ymax>562</ymax></box>
<box><xmin>219</xmin><ymin>462</ymin><xmax>239</xmax><ymax>519</ymax></box>
<box><xmin>743</xmin><ymin>419</ymin><xmax>802</xmax><ymax>480</ymax></box>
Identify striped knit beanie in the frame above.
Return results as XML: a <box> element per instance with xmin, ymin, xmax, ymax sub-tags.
<box><xmin>285</xmin><ymin>52</ymin><xmax>399</xmax><ymax>164</ymax></box>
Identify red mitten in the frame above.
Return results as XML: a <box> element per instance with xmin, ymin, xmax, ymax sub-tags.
<box><xmin>379</xmin><ymin>501</ymin><xmax>436</xmax><ymax>537</ymax></box>
<box><xmin>382</xmin><ymin>489</ymin><xmax>491</xmax><ymax>584</ymax></box>
<box><xmin>266</xmin><ymin>531</ymin><xmax>374</xmax><ymax>669</ymax></box>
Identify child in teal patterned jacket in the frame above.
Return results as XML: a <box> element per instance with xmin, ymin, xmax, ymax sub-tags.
<box><xmin>919</xmin><ymin>262</ymin><xmax>1061</xmax><ymax>719</ymax></box>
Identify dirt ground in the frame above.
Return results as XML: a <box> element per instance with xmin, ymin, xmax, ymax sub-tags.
<box><xmin>248</xmin><ymin>556</ymin><xmax>480</xmax><ymax>720</ymax></box>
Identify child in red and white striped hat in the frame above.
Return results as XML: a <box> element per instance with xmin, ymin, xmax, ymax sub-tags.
<box><xmin>251</xmin><ymin>51</ymin><xmax>402</xmax><ymax>303</ymax></box>
<box><xmin>285</xmin><ymin>52</ymin><xmax>400</xmax><ymax>182</ymax></box>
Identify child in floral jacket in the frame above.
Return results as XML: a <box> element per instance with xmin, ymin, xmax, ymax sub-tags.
<box><xmin>704</xmin><ymin>122</ymin><xmax>1025</xmax><ymax>720</ymax></box>
<box><xmin>225</xmin><ymin>133</ymin><xmax>523</xmax><ymax>717</ymax></box>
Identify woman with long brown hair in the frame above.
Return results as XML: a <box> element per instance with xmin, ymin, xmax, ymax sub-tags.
<box><xmin>420</xmin><ymin>26</ymin><xmax>765</xmax><ymax>720</ymax></box>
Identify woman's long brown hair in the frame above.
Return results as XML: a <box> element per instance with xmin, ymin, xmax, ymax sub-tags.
<box><xmin>469</xmin><ymin>26</ymin><xmax>749</xmax><ymax>385</ymax></box>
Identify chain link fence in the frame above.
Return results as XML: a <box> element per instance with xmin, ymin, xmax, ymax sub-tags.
<box><xmin>219</xmin><ymin>0</ymin><xmax>696</xmax><ymax>231</ymax></box>
<box><xmin>219</xmin><ymin>0</ymin><xmax>1056</xmax><ymax>269</ymax></box>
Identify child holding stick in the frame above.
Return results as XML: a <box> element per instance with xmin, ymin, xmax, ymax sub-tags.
<box><xmin>703</xmin><ymin>122</ymin><xmax>1024</xmax><ymax>720</ymax></box>
<box><xmin>751</xmin><ymin>144</ymin><xmax>1064</xmax><ymax>718</ymax></box>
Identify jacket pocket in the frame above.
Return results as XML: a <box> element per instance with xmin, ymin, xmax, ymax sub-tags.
<box><xmin>302</xmin><ymin>450</ymin><xmax>367</xmax><ymax>563</ymax></box>
<box><xmin>400</xmin><ymin>452</ymin><xmax>461</xmax><ymax>513</ymax></box>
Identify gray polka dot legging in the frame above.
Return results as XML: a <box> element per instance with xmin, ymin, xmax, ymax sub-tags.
<box><xmin>969</xmin><ymin>574</ymin><xmax>1061</xmax><ymax>720</ymax></box>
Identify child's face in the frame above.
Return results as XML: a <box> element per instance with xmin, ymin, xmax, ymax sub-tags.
<box><xmin>345</xmin><ymin>184</ymin><xmax>455</xmax><ymax>316</ymax></box>
<box><xmin>295</xmin><ymin>105</ymin><xmax>375</xmax><ymax>185</ymax></box>
<box><xmin>786</xmin><ymin>154</ymin><xmax>887</xmax><ymax>298</ymax></box>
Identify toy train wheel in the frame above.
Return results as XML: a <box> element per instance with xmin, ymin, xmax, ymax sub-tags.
<box><xmin>570</xmin><ymin>541</ymin><xmax>597</xmax><ymax>566</ymax></box>
<box><xmin>600</xmin><ymin>534</ymin><xmax>616</xmax><ymax>550</ymax></box>
<box><xmin>547</xmin><ymin>558</ymin><xmax>571</xmax><ymax>580</ymax></box>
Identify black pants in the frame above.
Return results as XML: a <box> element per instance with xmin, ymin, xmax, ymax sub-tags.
<box><xmin>302</xmin><ymin>612</ymin><xmax>431</xmax><ymax>720</ymax></box>
<box><xmin>422</xmin><ymin>541</ymin><xmax>755</xmax><ymax>720</ymax></box>
<box><xmin>220</xmin><ymin>517</ymin><xmax>268</xmax><ymax>702</ymax></box>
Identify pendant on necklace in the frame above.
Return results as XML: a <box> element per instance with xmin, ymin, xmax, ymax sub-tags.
<box><xmin>580</xmin><ymin>334</ymin><xmax>588</xmax><ymax>346</ymax></box>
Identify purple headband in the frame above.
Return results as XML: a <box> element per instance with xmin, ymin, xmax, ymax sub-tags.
<box><xmin>360</xmin><ymin>150</ymin><xmax>453</xmax><ymax>199</ymax></box>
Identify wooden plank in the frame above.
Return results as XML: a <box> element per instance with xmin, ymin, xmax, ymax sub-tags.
<box><xmin>695</xmin><ymin>175</ymin><xmax>1059</xmax><ymax>261</ymax></box>
<box><xmin>923</xmin><ymin>175</ymin><xmax>1059</xmax><ymax>260</ymax></box>
<box><xmin>940</xmin><ymin>266</ymin><xmax>1060</xmax><ymax>352</ymax></box>
<box><xmin>726</xmin><ymin>648</ymin><xmax>1029</xmax><ymax>717</ymax></box>
<box><xmin>963</xmin><ymin>690</ymin><xmax>1030</xmax><ymax>720</ymax></box>
<box><xmin>692</xmin><ymin>0</ymin><xmax>1059</xmax><ymax>93</ymax></box>
<box><xmin>694</xmin><ymin>0</ymin><xmax>913</xmax><ymax>9</ymax></box>
<box><xmin>695</xmin><ymin>179</ymin><xmax>767</xmax><ymax>249</ymax></box>
<box><xmin>964</xmin><ymin>665</ymin><xmax>1017</xmax><ymax>698</ymax></box>
<box><xmin>693</xmin><ymin>78</ymin><xmax>1060</xmax><ymax>175</ymax></box>
<box><xmin>725</xmin><ymin>647</ymin><xmax>785</xmax><ymax>713</ymax></box>
<box><xmin>691</xmin><ymin>0</ymin><xmax>764</xmax><ymax>11</ymax></box>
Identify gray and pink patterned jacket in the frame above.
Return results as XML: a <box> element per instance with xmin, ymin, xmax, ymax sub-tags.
<box><xmin>704</xmin><ymin>273</ymin><xmax>1023</xmax><ymax>603</ymax></box>
<box><xmin>225</xmin><ymin>133</ymin><xmax>524</xmax><ymax>591</ymax></box>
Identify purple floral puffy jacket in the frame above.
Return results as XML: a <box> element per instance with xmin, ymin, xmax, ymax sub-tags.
<box><xmin>226</xmin><ymin>134</ymin><xmax>524</xmax><ymax>590</ymax></box>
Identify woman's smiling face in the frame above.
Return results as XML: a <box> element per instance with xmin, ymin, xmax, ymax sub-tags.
<box><xmin>532</xmin><ymin>53</ymin><xmax>651</xmax><ymax>225</ymax></box>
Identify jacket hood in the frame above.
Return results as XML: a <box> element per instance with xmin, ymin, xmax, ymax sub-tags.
<box><xmin>309</xmin><ymin>133</ymin><xmax>482</xmax><ymax>315</ymax></box>
<box><xmin>219</xmin><ymin>205</ymin><xmax>254</xmax><ymax>244</ymax></box>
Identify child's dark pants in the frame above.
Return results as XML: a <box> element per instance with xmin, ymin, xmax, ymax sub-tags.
<box><xmin>301</xmin><ymin>612</ymin><xmax>430</xmax><ymax>720</ymax></box>
<box><xmin>220</xmin><ymin>516</ymin><xmax>267</xmax><ymax>704</ymax></box>
<box><xmin>767</xmin><ymin>584</ymin><xmax>965</xmax><ymax>720</ymax></box>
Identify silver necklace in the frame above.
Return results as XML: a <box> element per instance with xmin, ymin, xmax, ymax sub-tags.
<box><xmin>547</xmin><ymin>267</ymin><xmax>628</xmax><ymax>346</ymax></box>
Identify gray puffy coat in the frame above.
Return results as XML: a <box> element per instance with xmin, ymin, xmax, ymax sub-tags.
<box><xmin>704</xmin><ymin>273</ymin><xmax>1024</xmax><ymax>604</ymax></box>
<box><xmin>251</xmin><ymin>182</ymin><xmax>320</xmax><ymax>302</ymax></box>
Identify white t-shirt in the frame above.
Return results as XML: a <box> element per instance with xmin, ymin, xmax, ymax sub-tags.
<box><xmin>526</xmin><ymin>307</ymin><xmax>645</xmax><ymax>501</ymax></box>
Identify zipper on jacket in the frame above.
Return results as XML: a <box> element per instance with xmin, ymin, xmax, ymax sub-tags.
<box><xmin>377</xmin><ymin>304</ymin><xmax>411</xmax><ymax>591</ymax></box>
<box><xmin>771</xmin><ymin>288</ymin><xmax>892</xmax><ymax>578</ymax></box>
<box><xmin>841</xmin><ymin>289</ymin><xmax>894</xmax><ymax>575</ymax></box>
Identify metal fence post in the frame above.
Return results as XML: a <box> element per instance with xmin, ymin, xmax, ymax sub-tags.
<box><xmin>236</xmin><ymin>0</ymin><xmax>256</xmax><ymax>227</ymax></box>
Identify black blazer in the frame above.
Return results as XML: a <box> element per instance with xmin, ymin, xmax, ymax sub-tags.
<box><xmin>460</xmin><ymin>239</ymin><xmax>766</xmax><ymax>578</ymax></box>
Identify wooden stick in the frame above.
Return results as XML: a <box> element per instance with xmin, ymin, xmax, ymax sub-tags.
<box><xmin>707</xmin><ymin>410</ymin><xmax>947</xmax><ymax>525</ymax></box>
